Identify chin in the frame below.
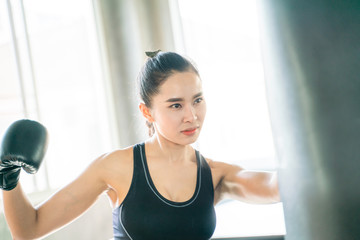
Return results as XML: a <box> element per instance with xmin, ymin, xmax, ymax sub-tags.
<box><xmin>180</xmin><ymin>133</ymin><xmax>200</xmax><ymax>145</ymax></box>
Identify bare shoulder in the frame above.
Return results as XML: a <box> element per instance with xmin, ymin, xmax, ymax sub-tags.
<box><xmin>205</xmin><ymin>158</ymin><xmax>243</xmax><ymax>177</ymax></box>
<box><xmin>203</xmin><ymin>157</ymin><xmax>241</xmax><ymax>189</ymax></box>
<box><xmin>95</xmin><ymin>146</ymin><xmax>133</xmax><ymax>167</ymax></box>
<box><xmin>92</xmin><ymin>146</ymin><xmax>135</xmax><ymax>207</ymax></box>
<box><xmin>93</xmin><ymin>146</ymin><xmax>134</xmax><ymax>181</ymax></box>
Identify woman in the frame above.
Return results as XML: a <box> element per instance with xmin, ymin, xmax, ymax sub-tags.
<box><xmin>2</xmin><ymin>51</ymin><xmax>280</xmax><ymax>240</ymax></box>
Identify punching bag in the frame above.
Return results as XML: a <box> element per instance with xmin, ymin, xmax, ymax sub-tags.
<box><xmin>257</xmin><ymin>1</ymin><xmax>360</xmax><ymax>239</ymax></box>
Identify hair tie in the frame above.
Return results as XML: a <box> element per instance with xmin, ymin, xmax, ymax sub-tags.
<box><xmin>145</xmin><ymin>50</ymin><xmax>161</xmax><ymax>58</ymax></box>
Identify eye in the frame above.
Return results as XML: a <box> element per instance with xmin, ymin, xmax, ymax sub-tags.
<box><xmin>194</xmin><ymin>97</ymin><xmax>203</xmax><ymax>104</ymax></box>
<box><xmin>170</xmin><ymin>103</ymin><xmax>182</xmax><ymax>109</ymax></box>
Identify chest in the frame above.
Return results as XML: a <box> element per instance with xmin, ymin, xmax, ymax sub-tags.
<box><xmin>148</xmin><ymin>161</ymin><xmax>198</xmax><ymax>202</ymax></box>
<box><xmin>114</xmin><ymin>160</ymin><xmax>216</xmax><ymax>240</ymax></box>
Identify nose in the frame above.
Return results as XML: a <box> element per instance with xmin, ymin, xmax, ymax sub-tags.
<box><xmin>183</xmin><ymin>104</ymin><xmax>197</xmax><ymax>123</ymax></box>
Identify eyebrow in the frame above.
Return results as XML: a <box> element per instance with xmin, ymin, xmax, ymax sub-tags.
<box><xmin>165</xmin><ymin>92</ymin><xmax>203</xmax><ymax>103</ymax></box>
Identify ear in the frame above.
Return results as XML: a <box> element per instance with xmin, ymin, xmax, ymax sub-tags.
<box><xmin>139</xmin><ymin>103</ymin><xmax>154</xmax><ymax>122</ymax></box>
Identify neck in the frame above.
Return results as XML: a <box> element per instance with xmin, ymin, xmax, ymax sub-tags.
<box><xmin>146</xmin><ymin>135</ymin><xmax>195</xmax><ymax>163</ymax></box>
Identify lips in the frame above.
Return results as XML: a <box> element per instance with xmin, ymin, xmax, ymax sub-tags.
<box><xmin>181</xmin><ymin>127</ymin><xmax>198</xmax><ymax>136</ymax></box>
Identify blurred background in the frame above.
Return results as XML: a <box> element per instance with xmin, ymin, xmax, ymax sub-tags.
<box><xmin>0</xmin><ymin>0</ymin><xmax>285</xmax><ymax>239</ymax></box>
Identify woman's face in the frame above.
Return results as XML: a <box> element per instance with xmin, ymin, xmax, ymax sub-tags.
<box><xmin>149</xmin><ymin>71</ymin><xmax>206</xmax><ymax>146</ymax></box>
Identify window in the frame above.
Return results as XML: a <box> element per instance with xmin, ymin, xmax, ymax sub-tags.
<box><xmin>177</xmin><ymin>0</ymin><xmax>286</xmax><ymax>237</ymax></box>
<box><xmin>0</xmin><ymin>0</ymin><xmax>114</xmax><ymax>193</ymax></box>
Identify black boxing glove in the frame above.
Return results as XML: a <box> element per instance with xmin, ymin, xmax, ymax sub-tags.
<box><xmin>0</xmin><ymin>119</ymin><xmax>48</xmax><ymax>190</ymax></box>
<box><xmin>0</xmin><ymin>165</ymin><xmax>21</xmax><ymax>191</ymax></box>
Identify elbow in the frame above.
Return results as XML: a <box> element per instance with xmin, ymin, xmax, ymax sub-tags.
<box><xmin>10</xmin><ymin>218</ymin><xmax>42</xmax><ymax>240</ymax></box>
<box><xmin>271</xmin><ymin>172</ymin><xmax>281</xmax><ymax>203</ymax></box>
<box><xmin>268</xmin><ymin>190</ymin><xmax>281</xmax><ymax>204</ymax></box>
<box><xmin>11</xmin><ymin>230</ymin><xmax>40</xmax><ymax>240</ymax></box>
<box><xmin>12</xmin><ymin>231</ymin><xmax>44</xmax><ymax>240</ymax></box>
<box><xmin>12</xmin><ymin>234</ymin><xmax>35</xmax><ymax>240</ymax></box>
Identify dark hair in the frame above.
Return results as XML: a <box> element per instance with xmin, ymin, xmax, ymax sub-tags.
<box><xmin>138</xmin><ymin>51</ymin><xmax>199</xmax><ymax>136</ymax></box>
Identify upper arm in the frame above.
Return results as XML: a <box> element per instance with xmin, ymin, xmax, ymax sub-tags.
<box><xmin>33</xmin><ymin>153</ymin><xmax>111</xmax><ymax>237</ymax></box>
<box><xmin>211</xmin><ymin>160</ymin><xmax>280</xmax><ymax>204</ymax></box>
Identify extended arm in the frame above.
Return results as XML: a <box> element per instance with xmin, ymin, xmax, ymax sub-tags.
<box><xmin>211</xmin><ymin>161</ymin><xmax>280</xmax><ymax>204</ymax></box>
<box><xmin>2</xmin><ymin>154</ymin><xmax>109</xmax><ymax>239</ymax></box>
<box><xmin>0</xmin><ymin>120</ymin><xmax>111</xmax><ymax>239</ymax></box>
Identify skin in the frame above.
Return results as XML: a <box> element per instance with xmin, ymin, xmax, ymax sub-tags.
<box><xmin>2</xmin><ymin>71</ymin><xmax>280</xmax><ymax>240</ymax></box>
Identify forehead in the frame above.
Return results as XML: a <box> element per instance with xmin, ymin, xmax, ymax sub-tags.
<box><xmin>158</xmin><ymin>71</ymin><xmax>202</xmax><ymax>97</ymax></box>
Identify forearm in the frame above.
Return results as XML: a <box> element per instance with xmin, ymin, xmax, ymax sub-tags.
<box><xmin>244</xmin><ymin>170</ymin><xmax>280</xmax><ymax>203</ymax></box>
<box><xmin>224</xmin><ymin>170</ymin><xmax>281</xmax><ymax>204</ymax></box>
<box><xmin>2</xmin><ymin>183</ymin><xmax>39</xmax><ymax>239</ymax></box>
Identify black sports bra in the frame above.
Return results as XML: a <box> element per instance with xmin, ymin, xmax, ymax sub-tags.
<box><xmin>112</xmin><ymin>143</ymin><xmax>216</xmax><ymax>240</ymax></box>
